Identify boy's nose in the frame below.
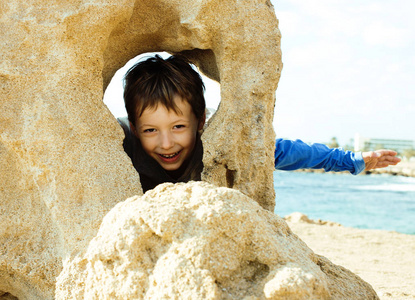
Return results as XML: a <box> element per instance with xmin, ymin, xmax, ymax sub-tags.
<box><xmin>159</xmin><ymin>132</ymin><xmax>174</xmax><ymax>149</ymax></box>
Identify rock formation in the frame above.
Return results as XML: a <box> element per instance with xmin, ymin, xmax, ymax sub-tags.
<box><xmin>1</xmin><ymin>0</ymin><xmax>280</xmax><ymax>297</ymax></box>
<box><xmin>1</xmin><ymin>0</ymin><xmax>378</xmax><ymax>299</ymax></box>
<box><xmin>55</xmin><ymin>182</ymin><xmax>379</xmax><ymax>299</ymax></box>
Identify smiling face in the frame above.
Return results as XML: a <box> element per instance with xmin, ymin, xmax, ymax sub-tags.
<box><xmin>132</xmin><ymin>95</ymin><xmax>205</xmax><ymax>172</ymax></box>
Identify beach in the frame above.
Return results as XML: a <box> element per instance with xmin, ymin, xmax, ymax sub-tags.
<box><xmin>285</xmin><ymin>214</ymin><xmax>415</xmax><ymax>299</ymax></box>
<box><xmin>294</xmin><ymin>160</ymin><xmax>415</xmax><ymax>178</ymax></box>
<box><xmin>368</xmin><ymin>160</ymin><xmax>415</xmax><ymax>178</ymax></box>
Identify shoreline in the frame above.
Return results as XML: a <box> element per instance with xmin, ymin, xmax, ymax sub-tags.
<box><xmin>285</xmin><ymin>213</ymin><xmax>415</xmax><ymax>300</ymax></box>
<box><xmin>366</xmin><ymin>160</ymin><xmax>415</xmax><ymax>177</ymax></box>
<box><xmin>293</xmin><ymin>160</ymin><xmax>415</xmax><ymax>177</ymax></box>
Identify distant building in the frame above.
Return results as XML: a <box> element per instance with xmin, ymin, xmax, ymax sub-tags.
<box><xmin>354</xmin><ymin>133</ymin><xmax>415</xmax><ymax>154</ymax></box>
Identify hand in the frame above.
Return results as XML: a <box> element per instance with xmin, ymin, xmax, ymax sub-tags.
<box><xmin>362</xmin><ymin>149</ymin><xmax>401</xmax><ymax>171</ymax></box>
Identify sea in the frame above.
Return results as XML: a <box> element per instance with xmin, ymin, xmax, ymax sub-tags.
<box><xmin>273</xmin><ymin>171</ymin><xmax>415</xmax><ymax>235</ymax></box>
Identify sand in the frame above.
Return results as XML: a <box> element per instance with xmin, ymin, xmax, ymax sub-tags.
<box><xmin>285</xmin><ymin>214</ymin><xmax>415</xmax><ymax>299</ymax></box>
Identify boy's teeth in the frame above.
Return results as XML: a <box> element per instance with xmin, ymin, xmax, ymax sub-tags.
<box><xmin>161</xmin><ymin>152</ymin><xmax>178</xmax><ymax>158</ymax></box>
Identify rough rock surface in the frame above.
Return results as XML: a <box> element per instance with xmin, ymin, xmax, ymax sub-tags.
<box><xmin>56</xmin><ymin>182</ymin><xmax>378</xmax><ymax>299</ymax></box>
<box><xmin>1</xmin><ymin>0</ymin><xmax>280</xmax><ymax>297</ymax></box>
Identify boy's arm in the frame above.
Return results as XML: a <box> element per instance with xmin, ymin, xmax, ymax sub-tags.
<box><xmin>274</xmin><ymin>139</ymin><xmax>365</xmax><ymax>175</ymax></box>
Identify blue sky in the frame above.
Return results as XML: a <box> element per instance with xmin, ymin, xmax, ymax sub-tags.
<box><xmin>104</xmin><ymin>0</ymin><xmax>414</xmax><ymax>147</ymax></box>
<box><xmin>270</xmin><ymin>0</ymin><xmax>415</xmax><ymax>145</ymax></box>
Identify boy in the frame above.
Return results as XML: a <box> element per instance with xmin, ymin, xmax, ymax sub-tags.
<box><xmin>118</xmin><ymin>54</ymin><xmax>401</xmax><ymax>192</ymax></box>
<box><xmin>119</xmin><ymin>54</ymin><xmax>206</xmax><ymax>192</ymax></box>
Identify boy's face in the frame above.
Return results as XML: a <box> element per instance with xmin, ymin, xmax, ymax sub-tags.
<box><xmin>132</xmin><ymin>96</ymin><xmax>205</xmax><ymax>172</ymax></box>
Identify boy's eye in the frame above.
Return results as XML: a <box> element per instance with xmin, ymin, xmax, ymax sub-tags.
<box><xmin>174</xmin><ymin>125</ymin><xmax>186</xmax><ymax>129</ymax></box>
<box><xmin>143</xmin><ymin>128</ymin><xmax>156</xmax><ymax>133</ymax></box>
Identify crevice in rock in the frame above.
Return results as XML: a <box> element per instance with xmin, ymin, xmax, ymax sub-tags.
<box><xmin>214</xmin><ymin>260</ymin><xmax>271</xmax><ymax>299</ymax></box>
<box><xmin>226</xmin><ymin>167</ymin><xmax>236</xmax><ymax>188</ymax></box>
<box><xmin>0</xmin><ymin>291</ymin><xmax>18</xmax><ymax>300</ymax></box>
<box><xmin>245</xmin><ymin>260</ymin><xmax>270</xmax><ymax>283</ymax></box>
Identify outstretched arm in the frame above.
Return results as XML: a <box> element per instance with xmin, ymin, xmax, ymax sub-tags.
<box><xmin>274</xmin><ymin>139</ymin><xmax>365</xmax><ymax>175</ymax></box>
<box><xmin>362</xmin><ymin>150</ymin><xmax>401</xmax><ymax>171</ymax></box>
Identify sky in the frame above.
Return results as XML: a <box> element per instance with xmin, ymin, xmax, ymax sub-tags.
<box><xmin>104</xmin><ymin>0</ymin><xmax>415</xmax><ymax>147</ymax></box>
<box><xmin>271</xmin><ymin>0</ymin><xmax>415</xmax><ymax>146</ymax></box>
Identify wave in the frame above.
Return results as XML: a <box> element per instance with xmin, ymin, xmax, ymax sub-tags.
<box><xmin>397</xmin><ymin>176</ymin><xmax>415</xmax><ymax>184</ymax></box>
<box><xmin>356</xmin><ymin>184</ymin><xmax>415</xmax><ymax>193</ymax></box>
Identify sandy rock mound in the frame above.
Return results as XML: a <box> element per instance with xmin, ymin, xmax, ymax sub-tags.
<box><xmin>55</xmin><ymin>182</ymin><xmax>378</xmax><ymax>299</ymax></box>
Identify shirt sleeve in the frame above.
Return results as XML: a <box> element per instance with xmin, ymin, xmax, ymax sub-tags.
<box><xmin>274</xmin><ymin>138</ymin><xmax>365</xmax><ymax>175</ymax></box>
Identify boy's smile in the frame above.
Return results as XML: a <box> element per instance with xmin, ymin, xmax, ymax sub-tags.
<box><xmin>132</xmin><ymin>96</ymin><xmax>204</xmax><ymax>172</ymax></box>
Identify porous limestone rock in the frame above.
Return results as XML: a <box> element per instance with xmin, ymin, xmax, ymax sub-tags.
<box><xmin>1</xmin><ymin>0</ymin><xmax>280</xmax><ymax>297</ymax></box>
<box><xmin>55</xmin><ymin>182</ymin><xmax>379</xmax><ymax>299</ymax></box>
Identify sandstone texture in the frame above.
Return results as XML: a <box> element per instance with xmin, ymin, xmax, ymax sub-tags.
<box><xmin>1</xmin><ymin>0</ymin><xmax>281</xmax><ymax>297</ymax></box>
<box><xmin>56</xmin><ymin>182</ymin><xmax>378</xmax><ymax>299</ymax></box>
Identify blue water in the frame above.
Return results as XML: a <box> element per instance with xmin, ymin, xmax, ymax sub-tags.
<box><xmin>273</xmin><ymin>171</ymin><xmax>415</xmax><ymax>235</ymax></box>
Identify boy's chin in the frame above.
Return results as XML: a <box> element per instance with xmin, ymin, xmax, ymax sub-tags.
<box><xmin>160</xmin><ymin>163</ymin><xmax>181</xmax><ymax>171</ymax></box>
<box><xmin>154</xmin><ymin>157</ymin><xmax>183</xmax><ymax>172</ymax></box>
<box><xmin>157</xmin><ymin>156</ymin><xmax>190</xmax><ymax>173</ymax></box>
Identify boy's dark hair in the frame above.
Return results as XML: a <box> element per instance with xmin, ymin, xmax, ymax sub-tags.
<box><xmin>123</xmin><ymin>54</ymin><xmax>206</xmax><ymax>126</ymax></box>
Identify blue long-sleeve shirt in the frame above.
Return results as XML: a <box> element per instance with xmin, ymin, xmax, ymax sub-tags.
<box><xmin>274</xmin><ymin>138</ymin><xmax>365</xmax><ymax>175</ymax></box>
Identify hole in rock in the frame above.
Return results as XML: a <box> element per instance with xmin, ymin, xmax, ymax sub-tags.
<box><xmin>103</xmin><ymin>51</ymin><xmax>221</xmax><ymax>191</ymax></box>
<box><xmin>214</xmin><ymin>260</ymin><xmax>271</xmax><ymax>298</ymax></box>
<box><xmin>103</xmin><ymin>51</ymin><xmax>221</xmax><ymax>123</ymax></box>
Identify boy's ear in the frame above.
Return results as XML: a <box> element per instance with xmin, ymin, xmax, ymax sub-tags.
<box><xmin>129</xmin><ymin>121</ymin><xmax>139</xmax><ymax>138</ymax></box>
<box><xmin>198</xmin><ymin>111</ymin><xmax>206</xmax><ymax>131</ymax></box>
